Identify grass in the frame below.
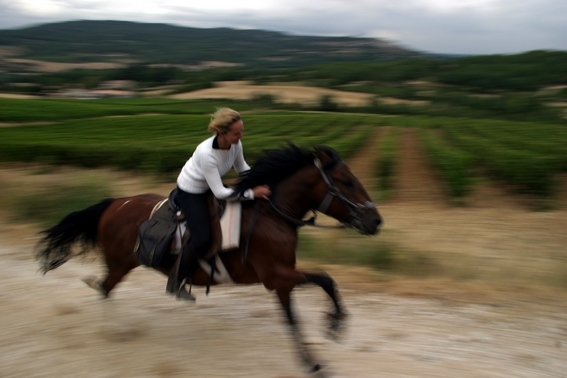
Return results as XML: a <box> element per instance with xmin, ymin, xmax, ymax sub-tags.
<box><xmin>297</xmin><ymin>224</ymin><xmax>567</xmax><ymax>294</ymax></box>
<box><xmin>3</xmin><ymin>174</ymin><xmax>113</xmax><ymax>228</ymax></box>
<box><xmin>298</xmin><ymin>232</ymin><xmax>396</xmax><ymax>270</ymax></box>
<box><xmin>298</xmin><ymin>230</ymin><xmax>445</xmax><ymax>278</ymax></box>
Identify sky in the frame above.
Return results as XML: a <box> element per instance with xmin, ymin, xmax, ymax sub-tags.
<box><xmin>0</xmin><ymin>0</ymin><xmax>566</xmax><ymax>55</ymax></box>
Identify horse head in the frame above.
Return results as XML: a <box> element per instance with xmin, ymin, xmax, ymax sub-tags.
<box><xmin>235</xmin><ymin>143</ymin><xmax>382</xmax><ymax>235</ymax></box>
<box><xmin>313</xmin><ymin>146</ymin><xmax>382</xmax><ymax>235</ymax></box>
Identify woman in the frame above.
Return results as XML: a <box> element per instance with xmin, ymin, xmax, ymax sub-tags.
<box><xmin>167</xmin><ymin>107</ymin><xmax>271</xmax><ymax>301</ymax></box>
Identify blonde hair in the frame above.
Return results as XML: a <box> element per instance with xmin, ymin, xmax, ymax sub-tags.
<box><xmin>208</xmin><ymin>108</ymin><xmax>241</xmax><ymax>134</ymax></box>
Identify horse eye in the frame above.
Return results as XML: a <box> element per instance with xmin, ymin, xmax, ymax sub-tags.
<box><xmin>341</xmin><ymin>179</ymin><xmax>354</xmax><ymax>188</ymax></box>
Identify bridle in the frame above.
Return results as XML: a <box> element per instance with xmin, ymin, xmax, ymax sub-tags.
<box><xmin>245</xmin><ymin>156</ymin><xmax>377</xmax><ymax>263</ymax></box>
<box><xmin>267</xmin><ymin>158</ymin><xmax>376</xmax><ymax>232</ymax></box>
<box><xmin>313</xmin><ymin>158</ymin><xmax>376</xmax><ymax>233</ymax></box>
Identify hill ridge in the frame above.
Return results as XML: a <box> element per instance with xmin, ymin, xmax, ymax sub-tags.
<box><xmin>0</xmin><ymin>20</ymin><xmax>422</xmax><ymax>69</ymax></box>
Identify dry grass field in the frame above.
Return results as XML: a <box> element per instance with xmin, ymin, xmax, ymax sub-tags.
<box><xmin>168</xmin><ymin>81</ymin><xmax>429</xmax><ymax>107</ymax></box>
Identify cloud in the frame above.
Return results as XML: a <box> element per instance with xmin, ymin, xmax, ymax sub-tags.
<box><xmin>0</xmin><ymin>0</ymin><xmax>565</xmax><ymax>54</ymax></box>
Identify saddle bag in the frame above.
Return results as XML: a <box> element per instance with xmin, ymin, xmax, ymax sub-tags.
<box><xmin>135</xmin><ymin>200</ymin><xmax>178</xmax><ymax>268</ymax></box>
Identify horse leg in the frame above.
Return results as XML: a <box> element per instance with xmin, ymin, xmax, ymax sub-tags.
<box><xmin>82</xmin><ymin>276</ymin><xmax>105</xmax><ymax>296</ymax></box>
<box><xmin>101</xmin><ymin>257</ymin><xmax>139</xmax><ymax>297</ymax></box>
<box><xmin>83</xmin><ymin>255</ymin><xmax>139</xmax><ymax>298</ymax></box>
<box><xmin>299</xmin><ymin>272</ymin><xmax>348</xmax><ymax>340</ymax></box>
<box><xmin>270</xmin><ymin>266</ymin><xmax>327</xmax><ymax>376</ymax></box>
<box><xmin>275</xmin><ymin>287</ymin><xmax>327</xmax><ymax>377</ymax></box>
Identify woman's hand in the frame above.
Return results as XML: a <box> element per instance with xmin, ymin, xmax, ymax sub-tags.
<box><xmin>252</xmin><ymin>185</ymin><xmax>271</xmax><ymax>200</ymax></box>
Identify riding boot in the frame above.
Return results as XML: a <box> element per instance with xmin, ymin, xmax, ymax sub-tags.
<box><xmin>165</xmin><ymin>252</ymin><xmax>181</xmax><ymax>294</ymax></box>
<box><xmin>166</xmin><ymin>247</ymin><xmax>197</xmax><ymax>301</ymax></box>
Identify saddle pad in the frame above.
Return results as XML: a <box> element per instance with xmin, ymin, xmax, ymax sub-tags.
<box><xmin>149</xmin><ymin>198</ymin><xmax>241</xmax><ymax>252</ymax></box>
<box><xmin>220</xmin><ymin>201</ymin><xmax>241</xmax><ymax>250</ymax></box>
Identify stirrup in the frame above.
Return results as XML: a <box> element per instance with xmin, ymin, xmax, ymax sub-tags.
<box><xmin>176</xmin><ymin>279</ymin><xmax>196</xmax><ymax>302</ymax></box>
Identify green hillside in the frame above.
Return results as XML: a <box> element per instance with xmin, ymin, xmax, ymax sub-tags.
<box><xmin>0</xmin><ymin>20</ymin><xmax>420</xmax><ymax>68</ymax></box>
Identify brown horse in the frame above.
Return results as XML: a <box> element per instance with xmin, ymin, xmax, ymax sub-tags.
<box><xmin>36</xmin><ymin>144</ymin><xmax>382</xmax><ymax>376</ymax></box>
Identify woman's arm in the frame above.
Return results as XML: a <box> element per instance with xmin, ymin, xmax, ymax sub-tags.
<box><xmin>232</xmin><ymin>141</ymin><xmax>251</xmax><ymax>174</ymax></box>
<box><xmin>202</xmin><ymin>158</ymin><xmax>254</xmax><ymax>201</ymax></box>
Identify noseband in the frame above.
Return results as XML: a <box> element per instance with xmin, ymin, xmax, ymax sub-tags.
<box><xmin>266</xmin><ymin>157</ymin><xmax>376</xmax><ymax>231</ymax></box>
<box><xmin>314</xmin><ymin>158</ymin><xmax>376</xmax><ymax>231</ymax></box>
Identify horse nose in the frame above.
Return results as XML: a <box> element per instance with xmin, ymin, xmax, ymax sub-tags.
<box><xmin>371</xmin><ymin>214</ymin><xmax>383</xmax><ymax>234</ymax></box>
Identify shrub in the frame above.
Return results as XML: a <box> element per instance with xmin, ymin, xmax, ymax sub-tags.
<box><xmin>375</xmin><ymin>128</ymin><xmax>399</xmax><ymax>193</ymax></box>
<box><xmin>420</xmin><ymin>129</ymin><xmax>473</xmax><ymax>199</ymax></box>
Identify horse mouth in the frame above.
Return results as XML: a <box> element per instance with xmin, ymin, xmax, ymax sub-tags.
<box><xmin>352</xmin><ymin>219</ymin><xmax>381</xmax><ymax>236</ymax></box>
<box><xmin>364</xmin><ymin>227</ymin><xmax>380</xmax><ymax>236</ymax></box>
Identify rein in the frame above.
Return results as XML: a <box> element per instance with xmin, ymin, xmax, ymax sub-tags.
<box><xmin>268</xmin><ymin>200</ymin><xmax>321</xmax><ymax>228</ymax></box>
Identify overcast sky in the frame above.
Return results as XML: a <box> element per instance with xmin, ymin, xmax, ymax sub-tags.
<box><xmin>0</xmin><ymin>0</ymin><xmax>565</xmax><ymax>55</ymax></box>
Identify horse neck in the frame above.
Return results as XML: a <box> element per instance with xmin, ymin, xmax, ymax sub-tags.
<box><xmin>272</xmin><ymin>166</ymin><xmax>320</xmax><ymax>220</ymax></box>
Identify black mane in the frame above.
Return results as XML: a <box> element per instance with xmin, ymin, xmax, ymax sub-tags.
<box><xmin>235</xmin><ymin>143</ymin><xmax>316</xmax><ymax>192</ymax></box>
<box><xmin>235</xmin><ymin>144</ymin><xmax>343</xmax><ymax>193</ymax></box>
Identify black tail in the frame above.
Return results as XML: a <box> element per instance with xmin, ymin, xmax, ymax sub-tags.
<box><xmin>35</xmin><ymin>198</ymin><xmax>114</xmax><ymax>274</ymax></box>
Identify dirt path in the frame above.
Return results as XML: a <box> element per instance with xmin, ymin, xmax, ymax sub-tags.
<box><xmin>0</xmin><ymin>238</ymin><xmax>566</xmax><ymax>378</ymax></box>
<box><xmin>343</xmin><ymin>127</ymin><xmax>386</xmax><ymax>189</ymax></box>
<box><xmin>390</xmin><ymin>128</ymin><xmax>446</xmax><ymax>205</ymax></box>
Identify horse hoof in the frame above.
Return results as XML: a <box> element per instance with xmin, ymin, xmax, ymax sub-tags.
<box><xmin>326</xmin><ymin>328</ymin><xmax>341</xmax><ymax>342</ymax></box>
<box><xmin>173</xmin><ymin>285</ymin><xmax>196</xmax><ymax>302</ymax></box>
<box><xmin>82</xmin><ymin>276</ymin><xmax>102</xmax><ymax>293</ymax></box>
<box><xmin>308</xmin><ymin>363</ymin><xmax>329</xmax><ymax>377</ymax></box>
<box><xmin>311</xmin><ymin>364</ymin><xmax>322</xmax><ymax>372</ymax></box>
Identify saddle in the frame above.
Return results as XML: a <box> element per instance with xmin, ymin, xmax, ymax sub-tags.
<box><xmin>134</xmin><ymin>196</ymin><xmax>183</xmax><ymax>268</ymax></box>
<box><xmin>134</xmin><ymin>189</ymin><xmax>240</xmax><ymax>269</ymax></box>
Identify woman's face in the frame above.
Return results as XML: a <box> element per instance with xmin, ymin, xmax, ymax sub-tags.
<box><xmin>224</xmin><ymin>119</ymin><xmax>244</xmax><ymax>145</ymax></box>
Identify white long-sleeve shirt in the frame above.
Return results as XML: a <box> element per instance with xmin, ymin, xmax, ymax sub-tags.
<box><xmin>177</xmin><ymin>135</ymin><xmax>254</xmax><ymax>200</ymax></box>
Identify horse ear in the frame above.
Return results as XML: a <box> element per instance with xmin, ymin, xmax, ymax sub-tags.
<box><xmin>314</xmin><ymin>145</ymin><xmax>341</xmax><ymax>168</ymax></box>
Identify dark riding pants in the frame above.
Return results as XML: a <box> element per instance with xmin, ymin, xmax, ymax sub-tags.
<box><xmin>176</xmin><ymin>188</ymin><xmax>211</xmax><ymax>282</ymax></box>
